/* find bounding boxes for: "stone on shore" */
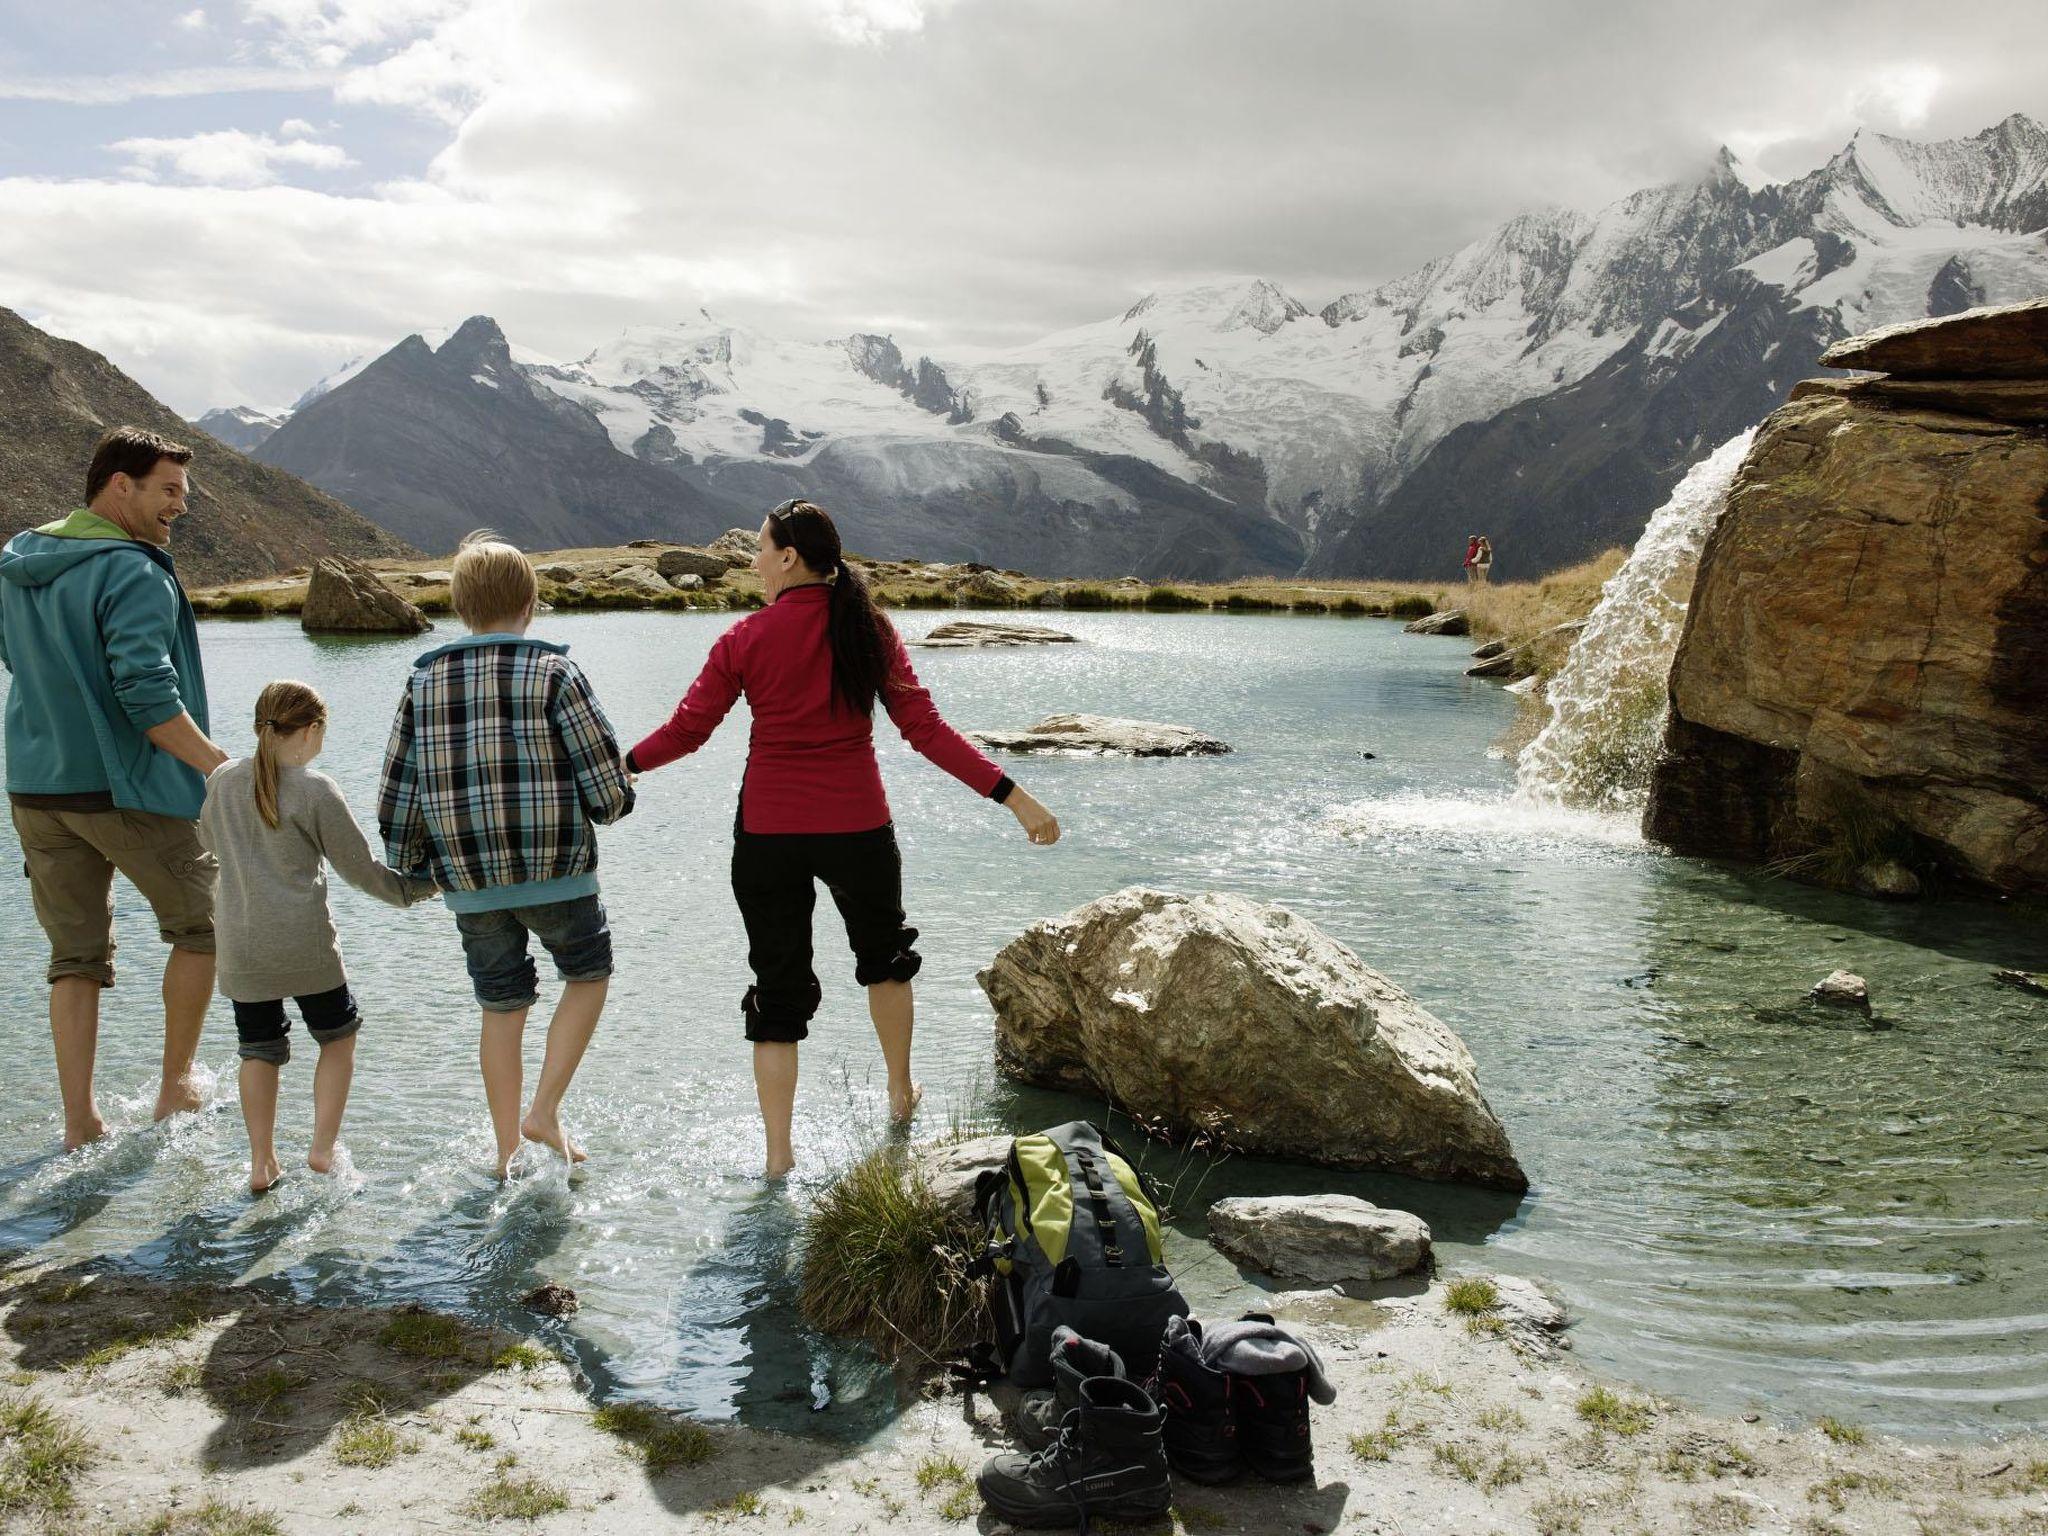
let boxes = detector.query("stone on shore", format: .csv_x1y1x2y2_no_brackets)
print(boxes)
1470,638,1508,660
913,1135,1011,1220
706,528,759,567
1404,609,1469,637
969,714,1231,757
1208,1195,1432,1285
980,887,1527,1190
605,565,674,599
1810,970,1871,1013
1465,651,1519,678
1818,295,2048,379
655,548,728,582
912,620,1078,649
300,555,432,635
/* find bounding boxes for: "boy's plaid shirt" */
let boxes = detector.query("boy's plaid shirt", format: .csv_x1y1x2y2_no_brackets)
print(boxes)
378,636,634,893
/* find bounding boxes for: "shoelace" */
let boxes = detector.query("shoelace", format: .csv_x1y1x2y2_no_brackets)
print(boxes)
1033,1408,1097,1536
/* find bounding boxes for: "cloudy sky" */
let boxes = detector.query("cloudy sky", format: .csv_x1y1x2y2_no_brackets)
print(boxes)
2,0,2044,415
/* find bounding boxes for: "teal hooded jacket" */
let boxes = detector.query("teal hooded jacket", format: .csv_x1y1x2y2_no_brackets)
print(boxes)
0,510,210,821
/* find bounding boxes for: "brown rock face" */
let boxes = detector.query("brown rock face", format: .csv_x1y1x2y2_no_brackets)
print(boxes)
979,888,1526,1191
1646,388,2048,892
300,556,432,635
1818,296,2048,379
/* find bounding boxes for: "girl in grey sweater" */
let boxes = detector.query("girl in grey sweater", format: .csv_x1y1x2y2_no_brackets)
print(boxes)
199,680,435,1193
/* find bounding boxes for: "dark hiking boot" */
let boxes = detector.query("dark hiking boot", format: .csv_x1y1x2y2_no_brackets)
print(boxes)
977,1376,1171,1530
1152,1316,1239,1484
1233,1367,1314,1483
1015,1326,1126,1451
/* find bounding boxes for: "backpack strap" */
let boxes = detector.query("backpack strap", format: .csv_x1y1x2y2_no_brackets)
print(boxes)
1071,1145,1124,1267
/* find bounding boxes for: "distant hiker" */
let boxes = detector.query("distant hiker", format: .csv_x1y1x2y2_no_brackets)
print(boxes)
0,427,226,1151
200,681,438,1194
377,532,634,1180
1474,536,1495,585
1463,534,1481,584
627,498,1060,1180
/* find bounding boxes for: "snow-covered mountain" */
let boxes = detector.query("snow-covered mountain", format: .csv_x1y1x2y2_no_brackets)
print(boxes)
191,404,288,453
256,113,2048,576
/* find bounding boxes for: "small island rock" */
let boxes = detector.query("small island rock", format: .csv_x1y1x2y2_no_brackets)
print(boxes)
912,620,1078,649
1404,609,1468,637
300,555,432,635
1208,1195,1432,1284
970,714,1230,757
1810,970,1871,1013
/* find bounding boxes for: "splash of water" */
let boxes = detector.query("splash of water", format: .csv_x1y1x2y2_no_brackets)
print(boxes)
1513,429,1756,811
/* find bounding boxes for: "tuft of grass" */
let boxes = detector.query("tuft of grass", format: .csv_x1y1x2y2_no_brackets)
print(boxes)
1807,1469,1896,1513
0,1392,94,1518
333,1412,416,1469
1432,1440,1484,1482
1474,1404,1527,1433
378,1308,469,1361
225,1366,308,1416
1575,1386,1653,1437
1816,1416,1867,1446
492,1343,550,1374
456,1426,498,1452
1387,593,1436,619
707,1490,764,1521
1484,1452,1535,1491
591,1401,717,1473
1058,585,1119,610
914,1456,968,1492
137,1499,286,1535
1444,1277,1501,1317
795,1146,985,1364
938,1484,978,1521
1767,775,1921,893
465,1472,570,1521
1143,586,1206,611
1349,1408,1421,1462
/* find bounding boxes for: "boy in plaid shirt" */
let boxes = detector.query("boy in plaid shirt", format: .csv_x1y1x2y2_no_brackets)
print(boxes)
379,533,634,1177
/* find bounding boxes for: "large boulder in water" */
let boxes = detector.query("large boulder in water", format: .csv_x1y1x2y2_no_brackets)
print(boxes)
978,888,1527,1191
300,555,431,635
1646,311,2048,895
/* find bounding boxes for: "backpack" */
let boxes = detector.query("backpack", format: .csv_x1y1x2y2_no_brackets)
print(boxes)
971,1120,1189,1387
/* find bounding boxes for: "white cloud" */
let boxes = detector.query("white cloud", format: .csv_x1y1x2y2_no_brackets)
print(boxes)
0,66,335,104
792,0,964,45
278,118,319,137
1850,64,1944,130
111,129,356,187
177,8,210,28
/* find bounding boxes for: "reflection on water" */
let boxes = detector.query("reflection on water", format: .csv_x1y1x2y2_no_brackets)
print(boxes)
1,611,2043,1439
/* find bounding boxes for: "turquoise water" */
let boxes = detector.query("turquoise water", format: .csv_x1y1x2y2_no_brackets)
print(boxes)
1,610,2043,1439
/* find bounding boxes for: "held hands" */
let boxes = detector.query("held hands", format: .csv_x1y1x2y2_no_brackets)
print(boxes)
1006,786,1061,846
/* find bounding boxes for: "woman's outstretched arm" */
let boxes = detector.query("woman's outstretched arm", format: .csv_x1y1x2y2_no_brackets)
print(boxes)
628,630,743,772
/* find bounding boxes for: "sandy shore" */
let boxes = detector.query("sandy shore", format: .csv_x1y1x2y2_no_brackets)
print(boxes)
4,1257,2042,1535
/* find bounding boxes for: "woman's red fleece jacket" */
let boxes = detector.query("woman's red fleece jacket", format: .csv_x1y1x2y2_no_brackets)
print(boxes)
627,584,1012,834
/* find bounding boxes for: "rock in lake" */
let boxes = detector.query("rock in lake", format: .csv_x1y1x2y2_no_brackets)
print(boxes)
655,548,728,582
1208,1195,1432,1284
1810,970,1871,1013
1404,609,1469,637
969,714,1230,757
912,620,1078,649
300,556,432,635
1993,968,2047,998
980,888,1526,1191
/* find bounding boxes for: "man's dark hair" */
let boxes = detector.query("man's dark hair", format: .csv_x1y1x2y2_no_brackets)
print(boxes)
85,427,192,505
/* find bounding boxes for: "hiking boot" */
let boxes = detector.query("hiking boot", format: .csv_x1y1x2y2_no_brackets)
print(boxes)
1233,1367,1314,1482
1015,1326,1126,1451
1152,1315,1239,1484
977,1376,1171,1530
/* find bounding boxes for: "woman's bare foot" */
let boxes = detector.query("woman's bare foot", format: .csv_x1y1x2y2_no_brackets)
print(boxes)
308,1145,336,1176
250,1153,283,1195
521,1110,586,1165
63,1113,109,1153
153,1072,204,1124
764,1154,796,1181
888,1081,924,1125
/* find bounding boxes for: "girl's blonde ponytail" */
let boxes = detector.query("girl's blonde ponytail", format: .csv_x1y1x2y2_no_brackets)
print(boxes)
251,680,327,830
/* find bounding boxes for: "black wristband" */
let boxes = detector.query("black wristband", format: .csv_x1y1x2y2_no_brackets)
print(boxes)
625,747,642,775
990,774,1017,805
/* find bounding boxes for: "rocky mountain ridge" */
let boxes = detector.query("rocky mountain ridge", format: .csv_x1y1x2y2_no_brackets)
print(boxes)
236,114,2048,578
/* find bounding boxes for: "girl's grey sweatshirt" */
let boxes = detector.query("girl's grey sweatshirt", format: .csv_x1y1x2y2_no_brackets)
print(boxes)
198,759,434,1003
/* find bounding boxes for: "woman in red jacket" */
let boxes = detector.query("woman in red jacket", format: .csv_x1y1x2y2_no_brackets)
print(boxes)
628,500,1060,1178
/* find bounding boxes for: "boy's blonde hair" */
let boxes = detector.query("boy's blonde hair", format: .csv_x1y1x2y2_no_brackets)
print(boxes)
451,530,537,631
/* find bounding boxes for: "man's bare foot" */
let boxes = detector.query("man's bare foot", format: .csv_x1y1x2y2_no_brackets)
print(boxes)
888,1081,924,1124
308,1146,336,1176
521,1110,587,1165
250,1154,283,1195
153,1073,204,1123
63,1114,109,1153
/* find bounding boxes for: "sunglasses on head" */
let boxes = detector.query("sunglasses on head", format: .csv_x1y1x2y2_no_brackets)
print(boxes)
769,497,814,522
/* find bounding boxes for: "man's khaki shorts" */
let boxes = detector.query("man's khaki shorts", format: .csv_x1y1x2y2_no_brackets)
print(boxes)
11,805,217,987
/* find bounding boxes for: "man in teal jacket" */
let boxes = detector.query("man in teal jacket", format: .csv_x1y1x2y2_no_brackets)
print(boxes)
1,427,228,1150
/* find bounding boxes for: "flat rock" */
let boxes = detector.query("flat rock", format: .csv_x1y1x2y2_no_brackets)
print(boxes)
605,565,674,599
1794,373,2048,425
912,1135,1011,1220
969,714,1230,757
912,620,1078,649
656,548,728,582
980,887,1526,1190
1404,609,1469,637
1819,296,2048,379
1208,1195,1432,1284
1470,639,1508,660
1465,651,1522,679
1810,970,1871,1013
300,555,432,635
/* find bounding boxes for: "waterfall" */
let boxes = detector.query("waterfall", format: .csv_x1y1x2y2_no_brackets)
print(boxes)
1512,428,1756,811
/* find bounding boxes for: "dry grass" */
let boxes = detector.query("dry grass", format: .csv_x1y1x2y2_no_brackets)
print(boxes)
1462,548,1626,676
0,1392,94,1519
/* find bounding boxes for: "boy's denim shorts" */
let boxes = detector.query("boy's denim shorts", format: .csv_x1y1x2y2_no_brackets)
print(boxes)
454,895,612,1012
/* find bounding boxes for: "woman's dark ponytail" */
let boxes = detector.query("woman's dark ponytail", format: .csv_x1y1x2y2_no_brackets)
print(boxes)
767,500,892,716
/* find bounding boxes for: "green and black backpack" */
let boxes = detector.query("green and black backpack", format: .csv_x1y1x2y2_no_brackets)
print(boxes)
971,1120,1188,1387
